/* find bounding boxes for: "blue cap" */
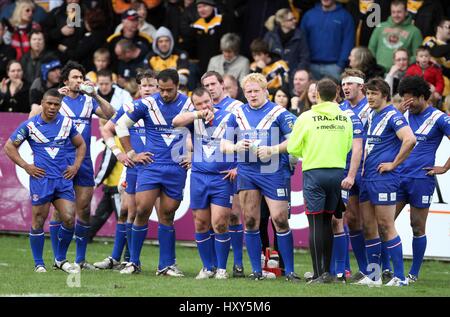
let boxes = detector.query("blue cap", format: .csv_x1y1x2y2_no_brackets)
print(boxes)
41,60,61,81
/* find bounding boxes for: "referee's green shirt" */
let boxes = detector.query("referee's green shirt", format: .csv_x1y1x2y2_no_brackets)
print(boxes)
287,101,353,172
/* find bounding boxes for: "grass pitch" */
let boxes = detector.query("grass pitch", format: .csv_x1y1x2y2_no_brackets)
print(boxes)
0,234,449,297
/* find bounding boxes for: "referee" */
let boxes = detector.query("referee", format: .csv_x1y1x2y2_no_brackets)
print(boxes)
287,78,353,283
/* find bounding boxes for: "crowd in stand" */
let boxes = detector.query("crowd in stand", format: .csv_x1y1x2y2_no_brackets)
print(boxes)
0,0,449,115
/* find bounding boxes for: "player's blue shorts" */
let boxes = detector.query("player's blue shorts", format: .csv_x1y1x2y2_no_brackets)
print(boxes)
69,157,95,187
341,172,362,204
237,171,289,201
397,177,435,208
136,164,187,201
360,178,400,205
190,172,233,209
232,178,238,195
30,177,75,206
125,172,137,195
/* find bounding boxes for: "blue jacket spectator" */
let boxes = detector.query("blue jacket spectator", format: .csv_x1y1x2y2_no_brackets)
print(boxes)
300,0,354,80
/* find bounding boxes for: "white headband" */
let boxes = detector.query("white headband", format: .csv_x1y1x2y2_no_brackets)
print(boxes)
342,76,364,85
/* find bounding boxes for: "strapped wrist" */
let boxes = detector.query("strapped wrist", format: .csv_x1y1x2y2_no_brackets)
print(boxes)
127,150,136,159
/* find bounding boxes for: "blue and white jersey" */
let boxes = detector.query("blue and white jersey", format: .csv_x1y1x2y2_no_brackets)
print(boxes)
399,107,450,178
215,96,243,114
363,104,408,180
340,97,371,134
59,94,99,158
125,92,193,165
228,100,296,174
188,108,236,174
10,113,79,178
339,104,364,174
111,102,146,154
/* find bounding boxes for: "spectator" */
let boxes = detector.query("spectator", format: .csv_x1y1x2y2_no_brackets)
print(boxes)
42,0,86,63
29,58,61,111
348,46,385,81
263,8,309,82
207,33,250,83
345,0,391,47
3,0,41,60
107,9,152,67
20,30,57,81
423,17,450,97
223,74,245,102
300,0,355,81
86,48,118,84
368,0,423,71
0,0,48,24
407,0,443,39
147,26,190,87
0,20,16,79
385,48,409,96
405,46,444,102
290,68,311,109
0,60,30,112
115,1,157,41
163,0,198,50
96,69,133,111
273,86,291,109
114,39,148,87
185,0,233,75
240,0,288,58
112,0,162,16
293,80,317,116
249,38,289,96
62,8,109,71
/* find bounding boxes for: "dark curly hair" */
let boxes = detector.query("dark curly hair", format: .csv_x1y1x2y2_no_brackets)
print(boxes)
398,75,431,100
60,60,86,83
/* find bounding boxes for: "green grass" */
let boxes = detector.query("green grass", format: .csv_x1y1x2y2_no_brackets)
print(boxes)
0,234,449,297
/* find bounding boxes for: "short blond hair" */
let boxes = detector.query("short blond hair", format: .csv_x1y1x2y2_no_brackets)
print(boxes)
241,73,267,90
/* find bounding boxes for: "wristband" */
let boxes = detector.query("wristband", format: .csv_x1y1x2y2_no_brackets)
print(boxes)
272,145,279,155
112,148,122,157
127,150,136,159
193,111,199,119
105,137,116,150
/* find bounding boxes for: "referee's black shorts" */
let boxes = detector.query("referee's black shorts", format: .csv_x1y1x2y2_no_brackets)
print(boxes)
302,168,344,217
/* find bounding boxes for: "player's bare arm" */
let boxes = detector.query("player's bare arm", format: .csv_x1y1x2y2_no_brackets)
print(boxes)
377,126,417,173
342,138,363,190
424,135,450,176
4,139,46,178
116,114,153,164
102,119,135,167
63,134,86,180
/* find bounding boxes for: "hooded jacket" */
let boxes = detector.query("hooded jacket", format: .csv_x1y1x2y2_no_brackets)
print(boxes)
368,14,423,71
147,26,189,81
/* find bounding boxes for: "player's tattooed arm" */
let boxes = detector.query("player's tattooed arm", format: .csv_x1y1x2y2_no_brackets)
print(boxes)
94,94,116,120
4,139,46,178
64,134,86,180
